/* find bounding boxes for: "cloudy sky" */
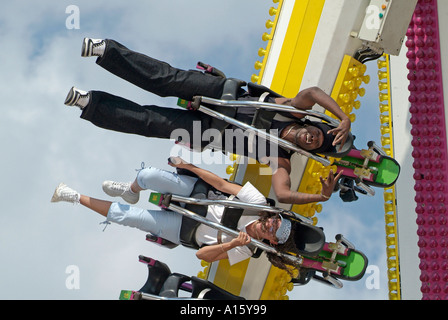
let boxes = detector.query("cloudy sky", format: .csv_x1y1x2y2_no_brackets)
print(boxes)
0,0,390,300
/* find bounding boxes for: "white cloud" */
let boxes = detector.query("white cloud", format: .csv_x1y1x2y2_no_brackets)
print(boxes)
0,0,390,301
0,0,273,300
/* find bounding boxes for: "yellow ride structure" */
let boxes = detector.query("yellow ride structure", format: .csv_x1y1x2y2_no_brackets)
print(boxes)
198,0,421,300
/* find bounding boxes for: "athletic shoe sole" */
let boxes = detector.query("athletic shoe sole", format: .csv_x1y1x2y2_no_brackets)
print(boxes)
81,38,92,57
64,86,79,106
51,183,66,202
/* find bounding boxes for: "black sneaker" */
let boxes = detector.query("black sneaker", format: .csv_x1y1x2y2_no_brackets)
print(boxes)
81,38,105,57
64,86,90,109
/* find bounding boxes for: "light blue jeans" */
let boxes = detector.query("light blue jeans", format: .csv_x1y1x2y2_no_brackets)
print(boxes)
136,166,198,195
107,167,198,244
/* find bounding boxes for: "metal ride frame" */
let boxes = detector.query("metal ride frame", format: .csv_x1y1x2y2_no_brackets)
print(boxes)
151,192,347,289
190,96,398,197
153,192,306,265
190,95,344,167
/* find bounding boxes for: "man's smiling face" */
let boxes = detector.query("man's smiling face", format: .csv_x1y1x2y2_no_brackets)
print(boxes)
294,125,324,151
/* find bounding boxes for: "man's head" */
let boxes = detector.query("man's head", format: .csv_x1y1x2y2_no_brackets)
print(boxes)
294,121,336,154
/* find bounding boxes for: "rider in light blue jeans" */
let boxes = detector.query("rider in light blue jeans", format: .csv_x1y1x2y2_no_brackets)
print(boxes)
51,157,297,269
104,165,199,245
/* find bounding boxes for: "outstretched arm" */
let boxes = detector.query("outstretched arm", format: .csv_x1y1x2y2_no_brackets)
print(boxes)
275,86,351,148
168,156,242,196
271,157,342,204
196,232,251,263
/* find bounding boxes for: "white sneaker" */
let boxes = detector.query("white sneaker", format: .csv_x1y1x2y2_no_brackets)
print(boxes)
81,38,106,57
51,183,80,204
64,86,90,109
102,181,139,204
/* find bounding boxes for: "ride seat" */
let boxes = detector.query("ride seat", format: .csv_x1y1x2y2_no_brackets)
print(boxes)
138,256,172,295
207,78,247,135
138,256,245,300
158,273,192,298
179,179,210,249
293,223,326,256
190,277,245,300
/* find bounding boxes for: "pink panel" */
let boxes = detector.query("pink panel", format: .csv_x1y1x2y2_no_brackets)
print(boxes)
406,0,448,300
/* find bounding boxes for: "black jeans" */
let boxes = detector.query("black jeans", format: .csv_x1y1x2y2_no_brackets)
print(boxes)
79,39,285,161
94,39,227,101
80,39,227,147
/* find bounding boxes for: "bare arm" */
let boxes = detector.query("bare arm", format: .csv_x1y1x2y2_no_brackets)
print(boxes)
275,86,351,148
196,232,251,263
271,157,341,204
168,156,242,196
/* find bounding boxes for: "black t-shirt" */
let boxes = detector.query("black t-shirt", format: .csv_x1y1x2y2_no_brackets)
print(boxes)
220,93,296,162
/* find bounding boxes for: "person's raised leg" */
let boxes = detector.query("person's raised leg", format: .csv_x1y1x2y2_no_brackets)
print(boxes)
102,180,140,204
102,167,198,204
79,195,111,218
51,183,112,217
51,182,182,244
81,37,226,101
135,167,198,196
64,87,209,146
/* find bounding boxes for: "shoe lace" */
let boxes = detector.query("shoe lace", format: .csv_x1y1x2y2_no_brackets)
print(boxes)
109,181,130,194
99,220,111,232
135,162,146,172
61,189,80,204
